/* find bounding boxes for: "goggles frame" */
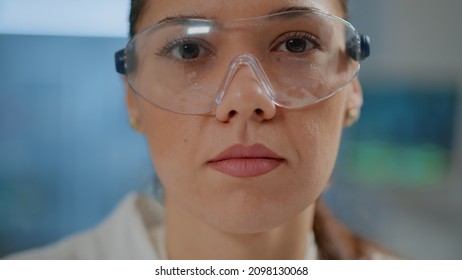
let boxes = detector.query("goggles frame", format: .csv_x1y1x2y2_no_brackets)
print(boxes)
114,10,371,114
116,10,370,74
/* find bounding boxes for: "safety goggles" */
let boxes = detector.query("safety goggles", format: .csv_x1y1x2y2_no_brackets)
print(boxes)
115,9,370,114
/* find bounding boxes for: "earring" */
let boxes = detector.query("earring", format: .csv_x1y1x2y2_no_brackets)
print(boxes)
129,117,143,132
344,108,360,127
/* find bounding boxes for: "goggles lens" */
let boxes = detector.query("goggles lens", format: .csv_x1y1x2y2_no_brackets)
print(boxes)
116,10,370,114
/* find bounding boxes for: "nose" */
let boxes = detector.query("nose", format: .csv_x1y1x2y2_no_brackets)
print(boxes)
214,56,276,122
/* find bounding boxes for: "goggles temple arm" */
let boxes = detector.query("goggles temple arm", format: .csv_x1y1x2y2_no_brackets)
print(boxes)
347,34,371,61
115,49,127,75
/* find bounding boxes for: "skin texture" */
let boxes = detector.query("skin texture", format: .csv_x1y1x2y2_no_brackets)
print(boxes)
125,0,363,259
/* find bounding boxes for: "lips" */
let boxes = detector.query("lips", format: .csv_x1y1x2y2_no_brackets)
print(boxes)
207,144,284,177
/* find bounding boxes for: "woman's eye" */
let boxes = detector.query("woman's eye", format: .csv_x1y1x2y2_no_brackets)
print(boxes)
173,43,202,59
274,33,320,54
160,39,213,61
284,38,311,53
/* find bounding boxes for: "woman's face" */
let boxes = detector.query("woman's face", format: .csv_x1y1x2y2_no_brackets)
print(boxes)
126,0,362,233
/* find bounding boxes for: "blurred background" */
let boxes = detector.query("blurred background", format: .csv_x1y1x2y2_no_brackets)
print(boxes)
0,0,461,259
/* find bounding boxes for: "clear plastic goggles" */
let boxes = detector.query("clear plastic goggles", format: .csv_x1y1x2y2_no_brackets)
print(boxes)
115,10,370,114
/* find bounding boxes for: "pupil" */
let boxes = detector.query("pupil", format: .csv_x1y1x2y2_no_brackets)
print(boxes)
286,39,306,53
180,43,200,59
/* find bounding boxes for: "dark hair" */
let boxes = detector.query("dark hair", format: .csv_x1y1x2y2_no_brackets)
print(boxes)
129,0,348,37
127,0,389,260
129,0,147,37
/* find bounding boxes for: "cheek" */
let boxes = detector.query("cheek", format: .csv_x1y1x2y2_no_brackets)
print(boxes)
141,104,197,151
139,102,203,185
285,96,346,188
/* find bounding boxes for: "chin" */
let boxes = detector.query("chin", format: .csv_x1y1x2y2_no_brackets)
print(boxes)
168,173,325,234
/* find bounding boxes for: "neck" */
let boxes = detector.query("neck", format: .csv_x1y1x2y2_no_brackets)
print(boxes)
164,199,315,260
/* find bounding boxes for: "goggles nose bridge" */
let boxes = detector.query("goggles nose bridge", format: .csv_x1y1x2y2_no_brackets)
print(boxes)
215,53,276,106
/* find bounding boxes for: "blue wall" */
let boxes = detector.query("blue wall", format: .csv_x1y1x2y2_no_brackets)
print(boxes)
0,35,154,256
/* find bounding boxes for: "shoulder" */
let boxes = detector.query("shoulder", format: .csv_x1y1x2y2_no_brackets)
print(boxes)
6,193,164,260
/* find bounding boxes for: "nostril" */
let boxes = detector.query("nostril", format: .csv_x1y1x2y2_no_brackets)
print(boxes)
255,108,263,115
228,110,237,118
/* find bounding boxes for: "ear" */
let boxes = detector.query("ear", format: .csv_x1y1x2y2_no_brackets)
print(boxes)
343,78,363,127
124,76,145,133
346,78,363,110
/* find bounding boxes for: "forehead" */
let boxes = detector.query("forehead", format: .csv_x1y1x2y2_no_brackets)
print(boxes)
138,0,342,29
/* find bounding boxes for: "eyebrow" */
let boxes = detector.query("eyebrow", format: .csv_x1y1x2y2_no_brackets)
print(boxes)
158,14,211,24
266,6,325,21
157,5,324,24
268,6,324,16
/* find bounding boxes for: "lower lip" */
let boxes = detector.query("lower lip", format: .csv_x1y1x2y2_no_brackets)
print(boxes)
208,158,283,177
